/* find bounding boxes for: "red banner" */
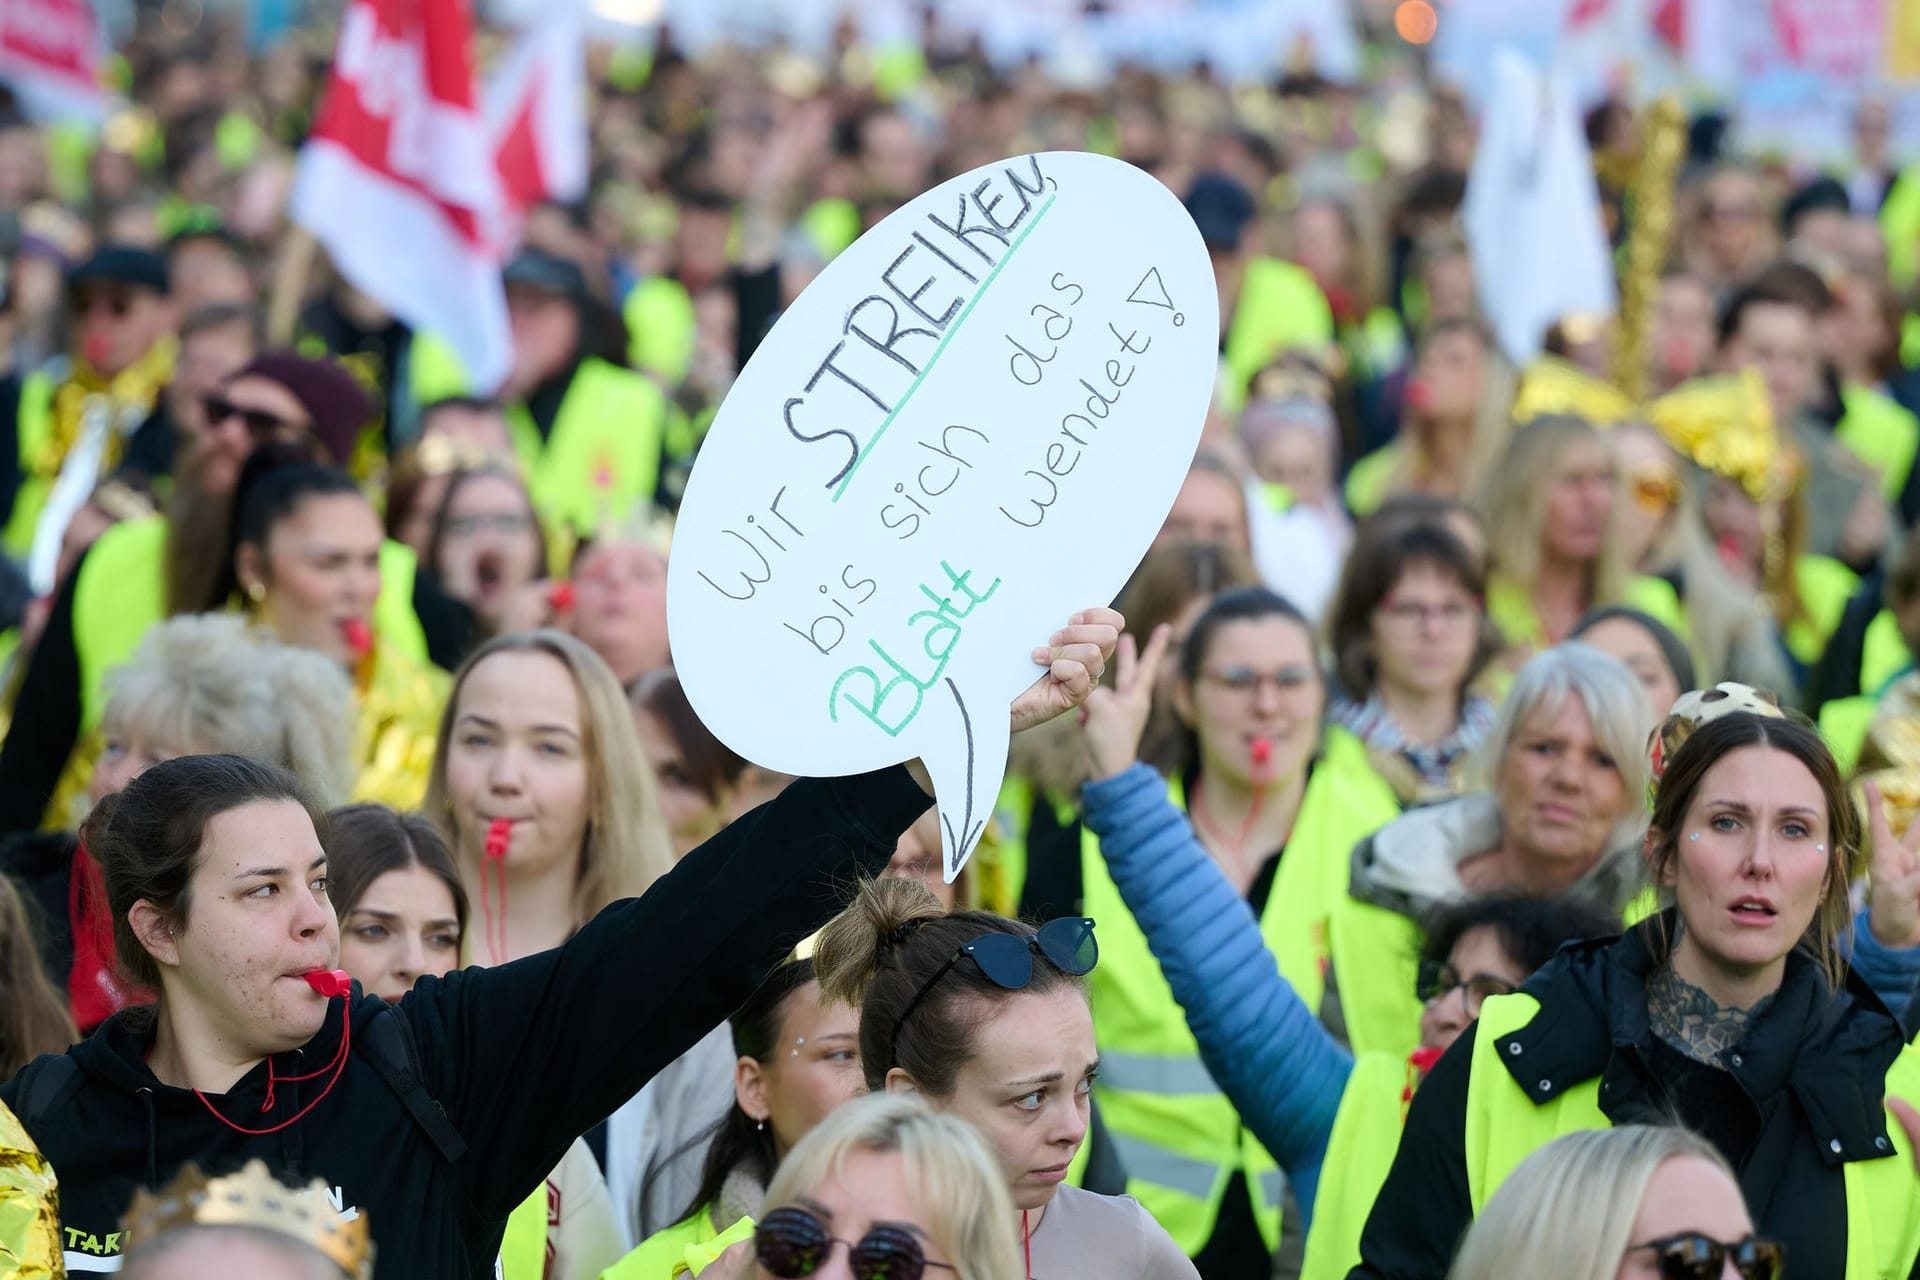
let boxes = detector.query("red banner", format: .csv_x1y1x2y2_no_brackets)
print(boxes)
0,0,101,120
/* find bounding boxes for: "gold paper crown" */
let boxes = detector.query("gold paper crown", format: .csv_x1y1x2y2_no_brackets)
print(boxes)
121,1160,373,1279
1511,355,1639,427
1645,370,1797,504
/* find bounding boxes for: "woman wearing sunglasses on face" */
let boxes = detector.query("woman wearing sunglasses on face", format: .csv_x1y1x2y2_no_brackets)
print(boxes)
808,879,1198,1280
1352,691,1920,1280
0,610,1120,1278
1448,1125,1781,1280
1077,623,1614,1279
704,1092,1021,1280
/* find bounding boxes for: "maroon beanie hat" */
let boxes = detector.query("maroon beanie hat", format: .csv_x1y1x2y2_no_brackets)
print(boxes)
232,352,376,467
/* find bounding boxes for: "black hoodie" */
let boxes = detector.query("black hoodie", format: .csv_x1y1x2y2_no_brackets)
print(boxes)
1352,919,1914,1280
3,765,929,1276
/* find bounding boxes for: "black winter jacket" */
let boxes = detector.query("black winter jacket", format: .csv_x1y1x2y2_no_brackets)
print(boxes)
1352,921,1917,1279
2,765,929,1276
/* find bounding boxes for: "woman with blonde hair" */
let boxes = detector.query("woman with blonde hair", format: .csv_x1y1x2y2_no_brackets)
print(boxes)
705,1093,1022,1280
425,628,673,964
1477,416,1684,663
0,873,74,1078
1447,1126,1777,1280
0,611,355,1032
1344,319,1517,518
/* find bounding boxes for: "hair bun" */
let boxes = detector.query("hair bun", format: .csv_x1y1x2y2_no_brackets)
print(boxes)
813,878,946,1008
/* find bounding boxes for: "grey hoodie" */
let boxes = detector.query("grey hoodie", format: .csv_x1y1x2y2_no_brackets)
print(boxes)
1347,792,1647,922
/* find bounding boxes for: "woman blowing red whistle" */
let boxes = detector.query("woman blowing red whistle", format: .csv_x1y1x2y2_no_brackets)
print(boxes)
1,609,1121,1278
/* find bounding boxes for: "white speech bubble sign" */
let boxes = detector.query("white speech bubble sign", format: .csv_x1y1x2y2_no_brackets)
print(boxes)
668,151,1217,880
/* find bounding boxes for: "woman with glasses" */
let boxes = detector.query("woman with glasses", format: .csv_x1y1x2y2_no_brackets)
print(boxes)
808,878,1197,1278
230,447,447,808
1076,586,1400,1272
1447,1126,1780,1280
1076,621,1615,1279
1324,516,1500,804
424,463,547,655
707,1092,1021,1280
1605,420,1792,694
1331,643,1652,1059
1477,416,1686,667
1353,697,1920,1280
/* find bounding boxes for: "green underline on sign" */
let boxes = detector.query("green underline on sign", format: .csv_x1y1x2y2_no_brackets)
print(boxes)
830,191,1059,503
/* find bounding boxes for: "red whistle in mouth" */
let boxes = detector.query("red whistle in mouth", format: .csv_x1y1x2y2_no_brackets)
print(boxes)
1250,738,1273,768
340,618,373,657
547,581,575,613
485,818,513,860
303,969,352,999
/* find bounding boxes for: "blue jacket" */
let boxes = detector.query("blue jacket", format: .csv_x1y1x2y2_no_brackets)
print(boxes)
1081,763,1920,1228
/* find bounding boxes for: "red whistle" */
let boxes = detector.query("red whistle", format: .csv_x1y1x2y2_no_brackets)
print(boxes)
82,330,111,370
303,969,352,999
340,618,373,657
547,581,575,613
1404,378,1431,412
1250,738,1273,768
485,818,513,860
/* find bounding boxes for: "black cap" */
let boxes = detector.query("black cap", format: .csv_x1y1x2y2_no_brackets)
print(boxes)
503,249,590,307
67,244,168,295
1184,172,1256,252
1780,176,1852,236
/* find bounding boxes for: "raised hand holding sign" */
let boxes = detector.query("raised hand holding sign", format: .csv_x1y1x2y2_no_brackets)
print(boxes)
668,151,1216,880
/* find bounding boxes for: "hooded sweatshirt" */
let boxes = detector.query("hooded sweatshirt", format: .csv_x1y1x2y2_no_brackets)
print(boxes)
1346,792,1646,922
3,766,929,1277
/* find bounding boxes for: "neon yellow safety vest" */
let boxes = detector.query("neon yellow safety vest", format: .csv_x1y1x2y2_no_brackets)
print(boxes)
1838,385,1920,504
984,773,1080,921
501,1184,547,1280
1222,257,1335,407
1466,993,1920,1280
1324,892,1426,1062
623,276,697,387
1080,729,1399,1255
1299,1051,1414,1280
1486,574,1687,658
2,371,56,560
1823,695,1879,775
1786,555,1861,667
407,337,669,540
601,1211,754,1279
1343,445,1400,518
1864,610,1911,695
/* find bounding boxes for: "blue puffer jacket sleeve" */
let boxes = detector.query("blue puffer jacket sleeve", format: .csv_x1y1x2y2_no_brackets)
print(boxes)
1081,763,1354,1224
1848,906,1920,1027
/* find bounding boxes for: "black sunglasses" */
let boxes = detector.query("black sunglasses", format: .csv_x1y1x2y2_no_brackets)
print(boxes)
1625,1232,1785,1280
204,393,301,438
1414,959,1516,1012
888,917,1097,1070
755,1206,956,1280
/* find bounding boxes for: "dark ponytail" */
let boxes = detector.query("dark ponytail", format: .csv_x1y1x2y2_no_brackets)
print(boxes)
658,957,819,1226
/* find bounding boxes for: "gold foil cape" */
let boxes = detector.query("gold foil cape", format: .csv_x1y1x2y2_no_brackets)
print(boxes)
0,1100,63,1279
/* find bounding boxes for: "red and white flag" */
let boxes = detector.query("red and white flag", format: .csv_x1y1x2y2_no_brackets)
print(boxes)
485,0,588,224
291,0,511,391
0,0,104,123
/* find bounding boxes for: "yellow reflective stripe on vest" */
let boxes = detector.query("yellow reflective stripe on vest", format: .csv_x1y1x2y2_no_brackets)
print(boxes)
500,1182,548,1280
1467,993,1920,1280
1082,739,1397,1254
1300,1052,1411,1280
4,371,56,559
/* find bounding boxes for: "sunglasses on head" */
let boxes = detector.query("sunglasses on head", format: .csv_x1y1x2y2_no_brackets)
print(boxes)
1626,1232,1784,1280
1414,959,1516,1013
204,393,300,439
888,917,1097,1070
755,1206,955,1280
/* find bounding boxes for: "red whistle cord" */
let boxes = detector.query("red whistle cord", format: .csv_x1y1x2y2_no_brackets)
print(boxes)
479,819,513,965
195,993,352,1136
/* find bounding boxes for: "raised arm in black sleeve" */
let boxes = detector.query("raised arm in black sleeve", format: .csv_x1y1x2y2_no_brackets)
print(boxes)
402,763,931,1220
0,547,84,835
1348,1020,1477,1280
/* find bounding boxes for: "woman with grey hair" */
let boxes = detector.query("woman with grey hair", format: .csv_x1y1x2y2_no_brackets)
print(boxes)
0,612,354,1031
1329,641,1655,1058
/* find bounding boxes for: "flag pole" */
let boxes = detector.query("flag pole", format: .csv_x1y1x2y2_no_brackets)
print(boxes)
266,224,320,347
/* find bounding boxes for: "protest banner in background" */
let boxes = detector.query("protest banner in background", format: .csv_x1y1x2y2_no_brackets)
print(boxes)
669,151,1216,880
0,0,103,124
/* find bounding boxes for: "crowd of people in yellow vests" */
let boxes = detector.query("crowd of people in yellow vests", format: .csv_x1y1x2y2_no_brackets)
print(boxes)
8,5,1920,1280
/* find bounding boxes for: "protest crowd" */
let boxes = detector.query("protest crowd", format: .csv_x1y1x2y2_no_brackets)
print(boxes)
9,0,1920,1277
